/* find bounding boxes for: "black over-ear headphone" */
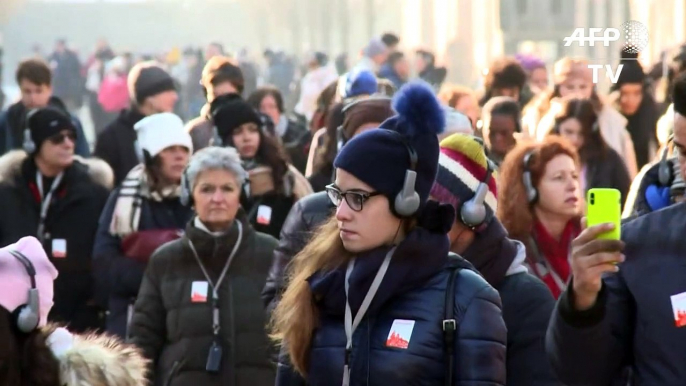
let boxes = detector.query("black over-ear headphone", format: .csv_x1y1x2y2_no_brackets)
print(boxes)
386,130,420,217
659,134,675,186
460,157,495,229
9,249,40,333
522,149,539,204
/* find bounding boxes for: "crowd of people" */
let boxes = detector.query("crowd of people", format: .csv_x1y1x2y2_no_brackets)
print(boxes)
2,30,686,385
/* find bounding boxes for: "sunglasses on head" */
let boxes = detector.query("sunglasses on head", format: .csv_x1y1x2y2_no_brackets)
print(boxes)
325,184,382,212
48,131,76,145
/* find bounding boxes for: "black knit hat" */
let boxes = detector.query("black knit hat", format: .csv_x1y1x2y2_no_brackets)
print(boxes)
26,107,77,154
334,81,446,217
210,93,262,142
127,62,176,105
612,49,646,91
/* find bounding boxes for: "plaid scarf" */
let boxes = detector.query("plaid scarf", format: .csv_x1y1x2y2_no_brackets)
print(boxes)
109,164,181,237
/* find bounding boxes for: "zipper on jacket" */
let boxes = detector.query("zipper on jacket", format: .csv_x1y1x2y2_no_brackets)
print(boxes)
165,360,183,386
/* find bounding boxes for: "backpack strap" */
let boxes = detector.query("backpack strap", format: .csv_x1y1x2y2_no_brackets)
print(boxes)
443,252,468,386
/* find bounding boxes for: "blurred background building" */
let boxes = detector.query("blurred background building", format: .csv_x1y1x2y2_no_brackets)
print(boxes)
0,0,684,90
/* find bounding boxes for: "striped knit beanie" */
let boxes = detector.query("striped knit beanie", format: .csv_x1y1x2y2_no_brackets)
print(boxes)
430,133,498,230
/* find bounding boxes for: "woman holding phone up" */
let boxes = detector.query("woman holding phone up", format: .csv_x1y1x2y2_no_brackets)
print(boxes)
497,137,583,298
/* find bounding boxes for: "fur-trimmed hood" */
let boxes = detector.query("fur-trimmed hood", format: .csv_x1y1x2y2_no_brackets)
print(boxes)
0,150,114,189
43,325,149,386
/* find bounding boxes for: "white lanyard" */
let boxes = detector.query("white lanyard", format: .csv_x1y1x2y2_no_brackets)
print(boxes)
186,221,243,336
342,246,396,386
36,171,64,242
528,236,567,292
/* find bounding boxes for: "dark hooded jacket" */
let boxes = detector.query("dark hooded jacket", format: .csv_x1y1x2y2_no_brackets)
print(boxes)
129,210,277,386
546,202,686,386
462,220,558,386
261,191,333,314
276,202,507,386
93,108,146,186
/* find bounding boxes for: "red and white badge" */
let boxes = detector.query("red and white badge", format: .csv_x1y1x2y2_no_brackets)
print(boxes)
671,292,686,327
257,205,272,225
386,319,415,349
52,239,67,259
191,281,208,303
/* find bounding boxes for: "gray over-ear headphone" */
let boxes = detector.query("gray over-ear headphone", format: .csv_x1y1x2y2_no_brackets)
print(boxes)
23,109,41,154
8,249,40,333
658,134,674,186
387,130,420,217
460,159,495,229
522,149,538,204
180,164,192,206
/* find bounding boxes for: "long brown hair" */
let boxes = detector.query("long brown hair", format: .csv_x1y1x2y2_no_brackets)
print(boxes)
270,216,352,376
496,137,579,243
549,98,609,164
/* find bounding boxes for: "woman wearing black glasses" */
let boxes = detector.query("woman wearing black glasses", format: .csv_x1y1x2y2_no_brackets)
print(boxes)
271,82,506,386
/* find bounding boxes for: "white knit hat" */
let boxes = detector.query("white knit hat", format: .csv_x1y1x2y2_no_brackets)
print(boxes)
134,113,193,158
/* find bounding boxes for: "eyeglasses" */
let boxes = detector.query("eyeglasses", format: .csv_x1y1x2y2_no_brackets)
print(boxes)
48,132,76,145
325,184,382,212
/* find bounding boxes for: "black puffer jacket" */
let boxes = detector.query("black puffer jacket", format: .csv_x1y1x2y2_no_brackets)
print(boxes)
261,191,333,314
0,151,112,331
129,210,277,386
276,213,507,386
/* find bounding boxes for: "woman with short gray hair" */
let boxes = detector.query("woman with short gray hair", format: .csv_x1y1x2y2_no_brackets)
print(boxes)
129,146,278,386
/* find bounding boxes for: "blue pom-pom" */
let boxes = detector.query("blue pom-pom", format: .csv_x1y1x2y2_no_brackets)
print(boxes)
645,184,671,211
392,81,446,137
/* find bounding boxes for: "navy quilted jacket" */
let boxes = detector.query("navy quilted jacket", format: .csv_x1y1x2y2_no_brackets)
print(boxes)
276,258,507,386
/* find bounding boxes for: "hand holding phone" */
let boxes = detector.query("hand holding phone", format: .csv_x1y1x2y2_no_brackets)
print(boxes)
586,188,621,240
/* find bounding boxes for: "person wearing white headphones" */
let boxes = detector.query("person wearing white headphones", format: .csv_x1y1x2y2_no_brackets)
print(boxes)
0,236,147,386
92,112,193,338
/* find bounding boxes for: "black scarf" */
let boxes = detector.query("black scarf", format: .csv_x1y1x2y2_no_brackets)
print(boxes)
308,201,454,318
461,220,517,288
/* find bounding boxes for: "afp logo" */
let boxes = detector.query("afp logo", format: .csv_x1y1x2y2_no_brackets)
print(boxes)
563,21,649,84
563,20,649,54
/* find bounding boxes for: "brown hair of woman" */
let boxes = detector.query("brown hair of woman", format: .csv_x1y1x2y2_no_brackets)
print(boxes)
270,215,413,376
549,97,609,163
496,137,579,242
270,216,352,376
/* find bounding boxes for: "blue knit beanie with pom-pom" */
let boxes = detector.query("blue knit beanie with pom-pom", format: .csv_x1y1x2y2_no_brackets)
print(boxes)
334,81,445,216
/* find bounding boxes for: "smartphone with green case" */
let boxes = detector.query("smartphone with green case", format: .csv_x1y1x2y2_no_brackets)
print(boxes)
586,188,621,240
